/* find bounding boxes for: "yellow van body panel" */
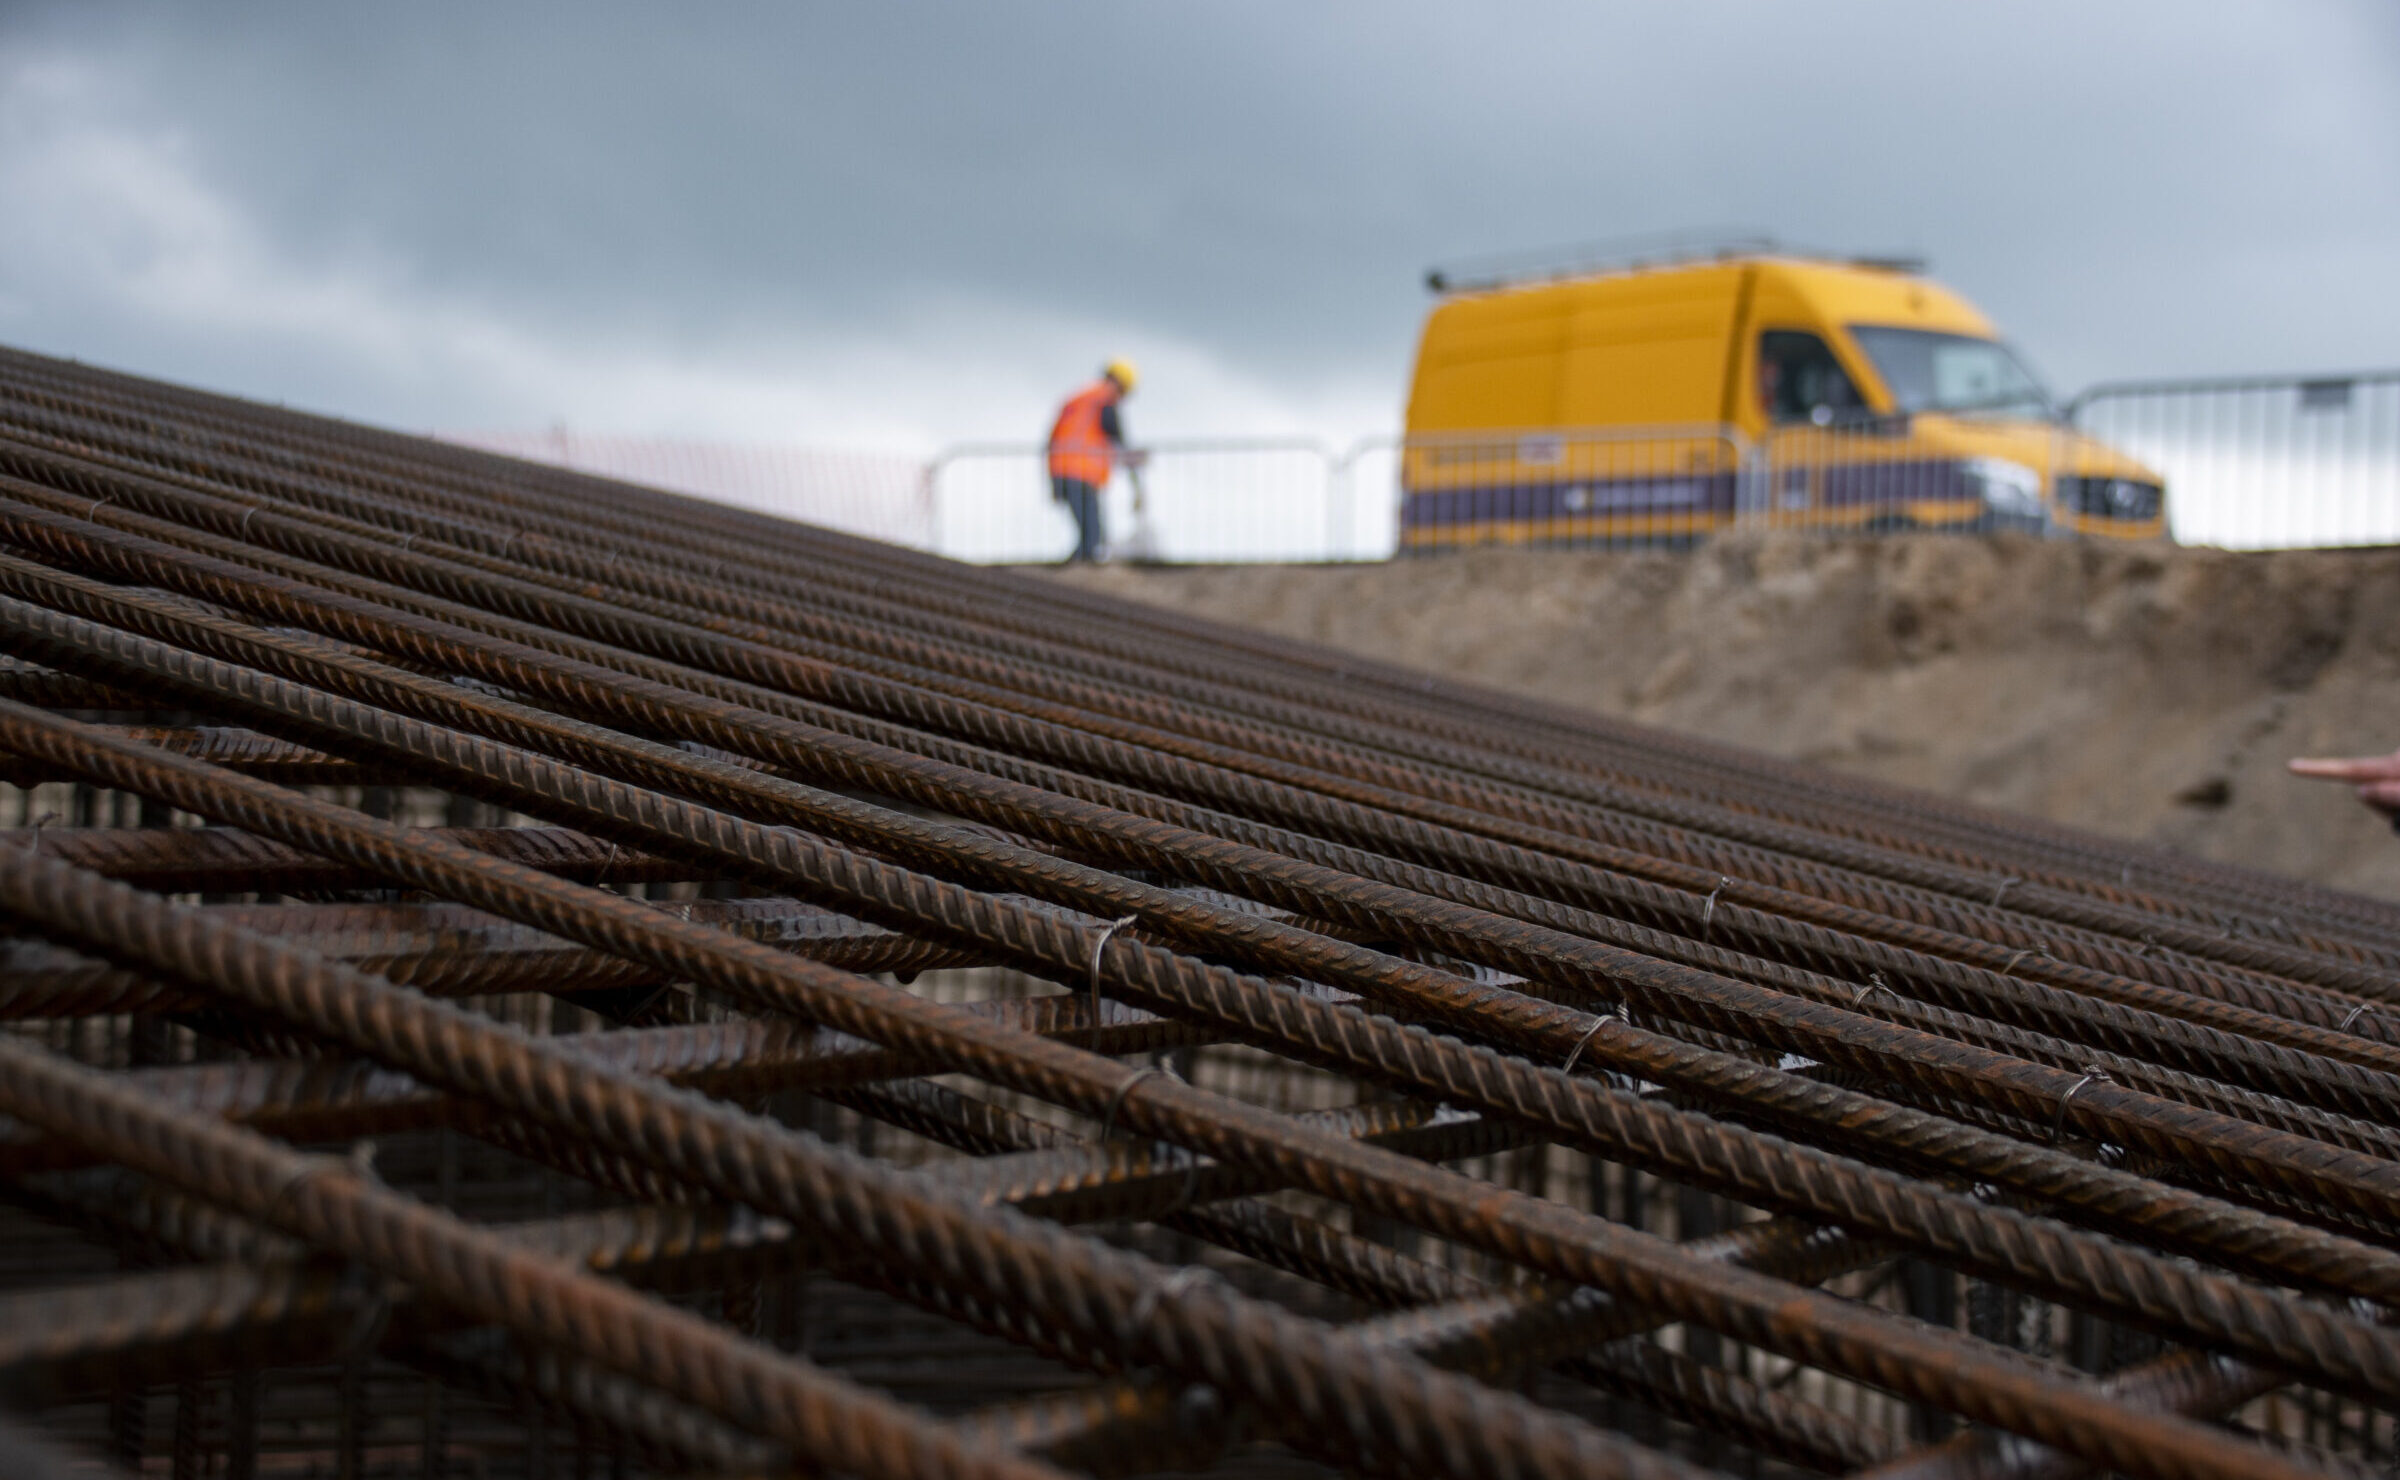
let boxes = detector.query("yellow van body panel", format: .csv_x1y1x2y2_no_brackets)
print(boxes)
1556,262,1747,428
1409,262,1745,433
1409,289,1570,427
1401,255,2166,545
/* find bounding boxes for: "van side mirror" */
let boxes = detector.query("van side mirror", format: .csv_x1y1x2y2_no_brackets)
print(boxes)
1803,404,1911,435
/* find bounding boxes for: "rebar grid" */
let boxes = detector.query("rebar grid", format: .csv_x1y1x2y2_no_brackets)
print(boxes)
0,343,2389,1480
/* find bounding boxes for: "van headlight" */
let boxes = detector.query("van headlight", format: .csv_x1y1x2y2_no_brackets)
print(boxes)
1961,457,2045,520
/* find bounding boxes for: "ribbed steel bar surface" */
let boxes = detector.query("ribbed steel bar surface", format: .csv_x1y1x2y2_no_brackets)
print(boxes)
0,342,2389,1480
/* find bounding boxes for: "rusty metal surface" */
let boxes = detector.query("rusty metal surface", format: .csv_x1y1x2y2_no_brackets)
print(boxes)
0,342,2389,1478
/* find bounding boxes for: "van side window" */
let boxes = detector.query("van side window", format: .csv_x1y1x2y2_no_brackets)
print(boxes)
1758,331,1865,424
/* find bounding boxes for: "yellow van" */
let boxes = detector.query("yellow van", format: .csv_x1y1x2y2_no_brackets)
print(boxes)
1399,253,2166,549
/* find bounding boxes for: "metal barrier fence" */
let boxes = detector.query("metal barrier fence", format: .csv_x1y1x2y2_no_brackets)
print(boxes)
448,366,2400,564
2065,370,2400,550
1742,411,2169,542
925,437,1369,564
922,417,2164,563
443,428,936,548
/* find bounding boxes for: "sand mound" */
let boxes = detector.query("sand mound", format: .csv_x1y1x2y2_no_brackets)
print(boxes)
1051,533,2400,899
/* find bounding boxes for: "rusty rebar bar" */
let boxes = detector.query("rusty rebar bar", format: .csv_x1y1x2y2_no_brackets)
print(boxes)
0,345,2391,1479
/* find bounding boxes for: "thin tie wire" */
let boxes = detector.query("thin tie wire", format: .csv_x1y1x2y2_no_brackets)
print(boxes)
1999,945,2050,978
2051,1065,2115,1145
1560,1007,1623,1076
1697,877,1730,940
261,1151,360,1228
1122,1264,1216,1351
1086,914,1141,1041
1100,1065,1163,1141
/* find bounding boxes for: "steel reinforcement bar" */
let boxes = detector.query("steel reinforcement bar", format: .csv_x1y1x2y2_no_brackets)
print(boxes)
0,344,2389,1479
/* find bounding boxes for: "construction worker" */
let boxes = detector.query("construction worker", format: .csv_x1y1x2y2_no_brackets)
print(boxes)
1047,359,1142,562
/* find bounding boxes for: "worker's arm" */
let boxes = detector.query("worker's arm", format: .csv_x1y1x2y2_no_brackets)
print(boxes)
2289,749,2400,823
1100,402,1149,469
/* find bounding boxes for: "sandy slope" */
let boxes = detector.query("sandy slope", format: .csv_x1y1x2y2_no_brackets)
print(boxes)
1050,533,2400,899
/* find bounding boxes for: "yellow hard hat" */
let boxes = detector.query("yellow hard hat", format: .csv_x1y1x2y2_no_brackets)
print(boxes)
1103,358,1139,393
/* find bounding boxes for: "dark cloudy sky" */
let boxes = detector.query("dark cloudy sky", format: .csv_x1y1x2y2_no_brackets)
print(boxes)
3,3,2395,449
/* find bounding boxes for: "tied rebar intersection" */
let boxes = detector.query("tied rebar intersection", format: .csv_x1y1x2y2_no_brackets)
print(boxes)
0,342,2389,1478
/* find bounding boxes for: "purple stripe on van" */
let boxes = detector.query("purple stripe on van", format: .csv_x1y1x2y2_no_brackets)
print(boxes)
1400,473,1740,530
1400,459,2013,535
1813,459,1979,509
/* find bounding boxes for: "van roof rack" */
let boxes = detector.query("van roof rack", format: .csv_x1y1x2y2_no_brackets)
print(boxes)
1848,254,1930,275
1423,230,1928,294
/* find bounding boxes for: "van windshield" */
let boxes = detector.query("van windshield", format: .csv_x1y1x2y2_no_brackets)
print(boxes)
1847,326,2054,420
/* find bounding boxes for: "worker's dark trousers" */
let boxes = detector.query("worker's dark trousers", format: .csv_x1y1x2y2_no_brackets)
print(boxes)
1052,476,1103,562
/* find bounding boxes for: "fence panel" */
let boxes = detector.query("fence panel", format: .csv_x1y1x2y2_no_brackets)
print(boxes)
442,429,936,549
1332,438,1407,562
927,439,1343,565
2067,371,2400,549
1736,415,2102,539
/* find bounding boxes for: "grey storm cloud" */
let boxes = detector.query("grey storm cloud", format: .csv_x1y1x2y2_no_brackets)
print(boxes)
2,1,2396,445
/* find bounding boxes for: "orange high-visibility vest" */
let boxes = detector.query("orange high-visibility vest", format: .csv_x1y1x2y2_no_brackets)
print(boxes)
1047,380,1119,485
